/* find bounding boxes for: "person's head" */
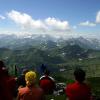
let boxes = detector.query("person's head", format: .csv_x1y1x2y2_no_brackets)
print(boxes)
2,67,9,76
22,69,29,75
74,68,86,83
0,60,5,69
25,71,36,87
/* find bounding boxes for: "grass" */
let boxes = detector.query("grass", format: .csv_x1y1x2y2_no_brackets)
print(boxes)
87,77,100,98
45,94,66,100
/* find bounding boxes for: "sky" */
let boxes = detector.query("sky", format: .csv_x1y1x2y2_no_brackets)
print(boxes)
0,0,100,38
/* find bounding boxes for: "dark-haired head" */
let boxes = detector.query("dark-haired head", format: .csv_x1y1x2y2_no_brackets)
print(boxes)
0,60,5,69
2,67,9,76
22,69,29,75
74,68,86,83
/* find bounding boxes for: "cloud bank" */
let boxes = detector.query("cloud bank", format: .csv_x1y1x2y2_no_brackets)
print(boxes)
45,17,70,30
79,21,96,27
5,10,100,37
7,10,46,30
7,10,70,36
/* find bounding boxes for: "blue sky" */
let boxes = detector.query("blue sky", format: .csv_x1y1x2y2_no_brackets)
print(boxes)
0,0,100,38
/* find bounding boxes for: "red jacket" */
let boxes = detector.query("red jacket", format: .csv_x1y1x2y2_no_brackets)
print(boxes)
65,81,92,100
0,69,15,100
39,75,55,94
17,86,45,100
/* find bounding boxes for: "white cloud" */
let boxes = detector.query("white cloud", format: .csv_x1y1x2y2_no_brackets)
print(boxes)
45,17,70,30
7,10,70,36
0,15,5,20
79,21,96,27
7,10,46,30
96,11,100,23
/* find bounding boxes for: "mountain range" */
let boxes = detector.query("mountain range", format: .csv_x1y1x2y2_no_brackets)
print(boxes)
0,34,100,50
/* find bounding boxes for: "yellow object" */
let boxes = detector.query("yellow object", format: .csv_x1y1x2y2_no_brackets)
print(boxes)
25,71,36,86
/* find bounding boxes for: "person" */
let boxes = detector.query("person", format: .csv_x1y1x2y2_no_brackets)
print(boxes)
16,69,29,97
0,60,8,100
0,60,16,100
17,69,29,87
17,71,45,100
65,68,92,100
39,70,56,95
4,67,17,98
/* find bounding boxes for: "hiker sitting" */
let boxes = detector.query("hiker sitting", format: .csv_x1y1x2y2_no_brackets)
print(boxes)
17,71,45,100
65,68,92,100
39,70,56,95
